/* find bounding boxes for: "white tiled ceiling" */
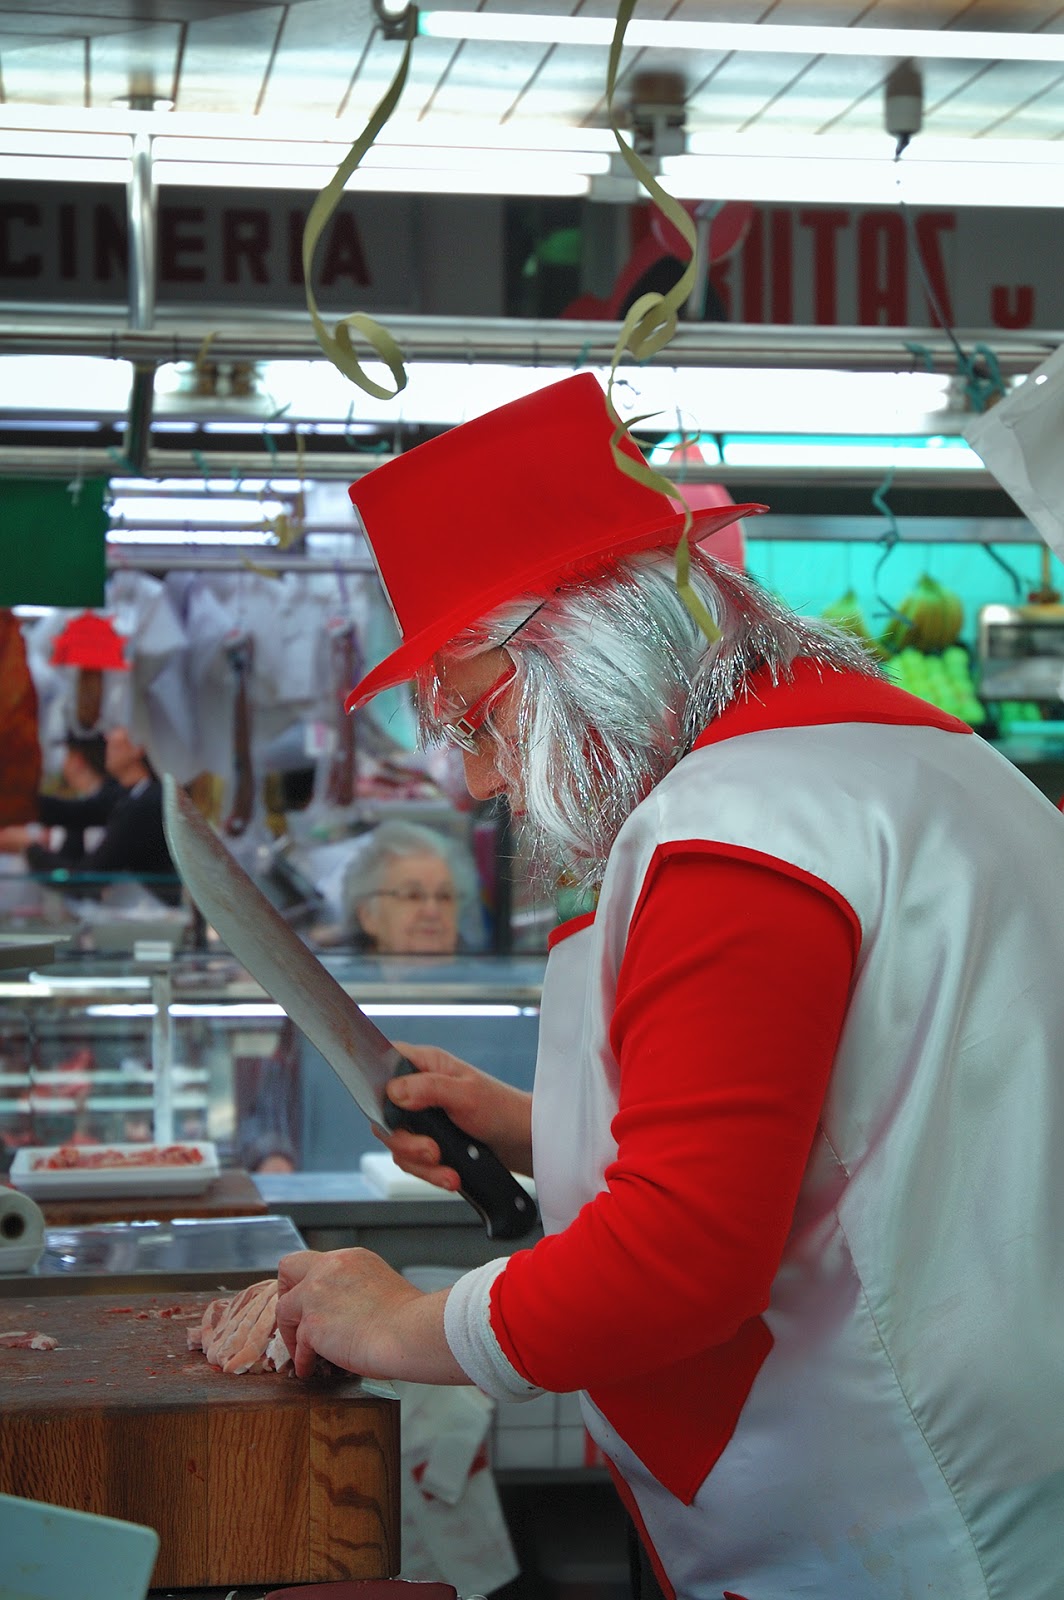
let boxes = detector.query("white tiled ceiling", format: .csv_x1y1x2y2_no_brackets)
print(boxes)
0,0,1062,142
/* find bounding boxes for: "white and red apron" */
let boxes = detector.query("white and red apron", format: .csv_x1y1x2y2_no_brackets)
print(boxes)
444,665,1064,1599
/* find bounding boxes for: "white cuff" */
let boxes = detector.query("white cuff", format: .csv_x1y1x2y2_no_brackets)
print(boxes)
443,1257,545,1404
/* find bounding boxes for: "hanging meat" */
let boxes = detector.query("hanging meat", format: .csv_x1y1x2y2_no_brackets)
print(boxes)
224,636,255,837
0,609,42,826
325,621,362,807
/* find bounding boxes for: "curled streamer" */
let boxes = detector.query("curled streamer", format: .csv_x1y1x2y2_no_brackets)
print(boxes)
603,0,719,642
302,7,416,400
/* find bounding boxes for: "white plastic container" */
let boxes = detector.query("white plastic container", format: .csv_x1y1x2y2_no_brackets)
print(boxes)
9,1142,219,1201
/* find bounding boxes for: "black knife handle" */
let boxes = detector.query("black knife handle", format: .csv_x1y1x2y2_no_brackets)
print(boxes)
381,1060,539,1241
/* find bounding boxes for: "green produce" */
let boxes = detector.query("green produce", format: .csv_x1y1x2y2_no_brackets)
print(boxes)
885,644,986,725
994,700,1043,727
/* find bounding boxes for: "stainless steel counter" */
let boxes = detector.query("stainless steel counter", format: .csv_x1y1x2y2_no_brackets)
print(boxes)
252,1171,541,1269
0,1213,307,1297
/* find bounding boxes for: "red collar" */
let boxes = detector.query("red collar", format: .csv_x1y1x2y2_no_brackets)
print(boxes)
693,659,971,750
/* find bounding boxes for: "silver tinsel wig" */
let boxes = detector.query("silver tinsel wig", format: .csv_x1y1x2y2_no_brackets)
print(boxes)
416,544,878,891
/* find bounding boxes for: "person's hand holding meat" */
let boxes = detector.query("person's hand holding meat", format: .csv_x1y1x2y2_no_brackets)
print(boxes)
378,1041,533,1189
275,1247,466,1382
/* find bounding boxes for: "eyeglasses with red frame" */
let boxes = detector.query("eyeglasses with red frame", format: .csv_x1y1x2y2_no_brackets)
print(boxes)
435,603,544,754
439,662,517,754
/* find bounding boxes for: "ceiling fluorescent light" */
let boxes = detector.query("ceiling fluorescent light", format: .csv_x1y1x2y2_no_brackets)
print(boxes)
0,155,128,184
419,11,1064,63
660,147,1064,209
110,476,305,495
107,525,281,546
718,436,984,472
109,493,289,525
0,356,132,414
153,136,607,175
255,360,963,438
0,102,616,152
0,129,131,159
152,160,589,196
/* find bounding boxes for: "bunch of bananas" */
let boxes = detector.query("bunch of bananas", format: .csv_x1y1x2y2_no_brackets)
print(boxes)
879,574,965,656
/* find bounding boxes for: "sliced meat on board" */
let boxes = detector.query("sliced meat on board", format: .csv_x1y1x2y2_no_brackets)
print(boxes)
188,1279,291,1375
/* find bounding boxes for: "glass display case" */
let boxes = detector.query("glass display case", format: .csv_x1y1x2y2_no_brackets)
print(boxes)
0,948,545,1177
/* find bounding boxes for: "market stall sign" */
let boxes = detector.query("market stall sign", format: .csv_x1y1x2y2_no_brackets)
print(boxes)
0,184,1062,330
0,183,420,312
0,478,108,607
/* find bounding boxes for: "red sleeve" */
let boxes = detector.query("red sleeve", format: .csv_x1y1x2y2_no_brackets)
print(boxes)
491,847,858,1392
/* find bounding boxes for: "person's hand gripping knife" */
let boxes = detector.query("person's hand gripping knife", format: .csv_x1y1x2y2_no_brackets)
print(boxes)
276,1043,533,1382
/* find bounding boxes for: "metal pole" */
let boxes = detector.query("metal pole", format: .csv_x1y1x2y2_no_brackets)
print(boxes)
1,315,1059,376
151,968,174,1145
125,128,157,472
127,131,156,334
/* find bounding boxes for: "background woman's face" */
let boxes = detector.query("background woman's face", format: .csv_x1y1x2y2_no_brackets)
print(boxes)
357,850,461,955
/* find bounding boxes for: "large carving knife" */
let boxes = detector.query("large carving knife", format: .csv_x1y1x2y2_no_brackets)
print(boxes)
162,775,538,1241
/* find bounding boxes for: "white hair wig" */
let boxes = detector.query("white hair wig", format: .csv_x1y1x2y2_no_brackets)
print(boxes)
416,544,879,890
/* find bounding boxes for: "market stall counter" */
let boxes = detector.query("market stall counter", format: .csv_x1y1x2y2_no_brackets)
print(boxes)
0,1289,399,1589
0,1215,400,1590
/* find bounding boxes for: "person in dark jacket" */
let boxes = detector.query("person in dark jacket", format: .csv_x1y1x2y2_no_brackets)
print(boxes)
34,733,125,862
0,726,181,906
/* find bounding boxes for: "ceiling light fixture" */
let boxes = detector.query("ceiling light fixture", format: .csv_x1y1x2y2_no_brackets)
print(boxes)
151,135,606,173
4,119,1063,207
151,161,591,195
0,150,591,196
418,11,1064,63
252,359,974,448
150,134,605,194
659,138,1064,209
0,155,129,184
715,435,985,473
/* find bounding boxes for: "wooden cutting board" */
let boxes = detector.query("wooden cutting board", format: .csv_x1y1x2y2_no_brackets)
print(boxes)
37,1168,268,1227
0,1289,400,1590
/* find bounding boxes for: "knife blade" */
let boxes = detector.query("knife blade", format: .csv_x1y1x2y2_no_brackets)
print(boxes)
162,775,538,1241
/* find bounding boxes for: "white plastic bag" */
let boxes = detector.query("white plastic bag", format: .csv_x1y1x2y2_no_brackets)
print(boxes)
965,343,1064,560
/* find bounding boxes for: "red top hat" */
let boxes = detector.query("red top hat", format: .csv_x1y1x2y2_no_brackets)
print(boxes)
345,373,767,709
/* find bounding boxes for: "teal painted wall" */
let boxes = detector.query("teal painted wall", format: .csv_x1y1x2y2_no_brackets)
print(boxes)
745,538,1064,650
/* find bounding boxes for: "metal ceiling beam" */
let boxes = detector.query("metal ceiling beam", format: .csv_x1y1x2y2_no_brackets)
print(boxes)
0,442,1004,490
104,546,378,573
101,516,1040,574
1,315,1061,376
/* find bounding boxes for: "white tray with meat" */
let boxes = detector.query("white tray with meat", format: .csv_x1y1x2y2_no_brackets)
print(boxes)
9,1141,220,1199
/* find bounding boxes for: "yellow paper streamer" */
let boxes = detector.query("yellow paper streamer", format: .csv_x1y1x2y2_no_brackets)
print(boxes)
302,7,416,400
194,331,217,375
602,0,719,644
675,528,721,645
